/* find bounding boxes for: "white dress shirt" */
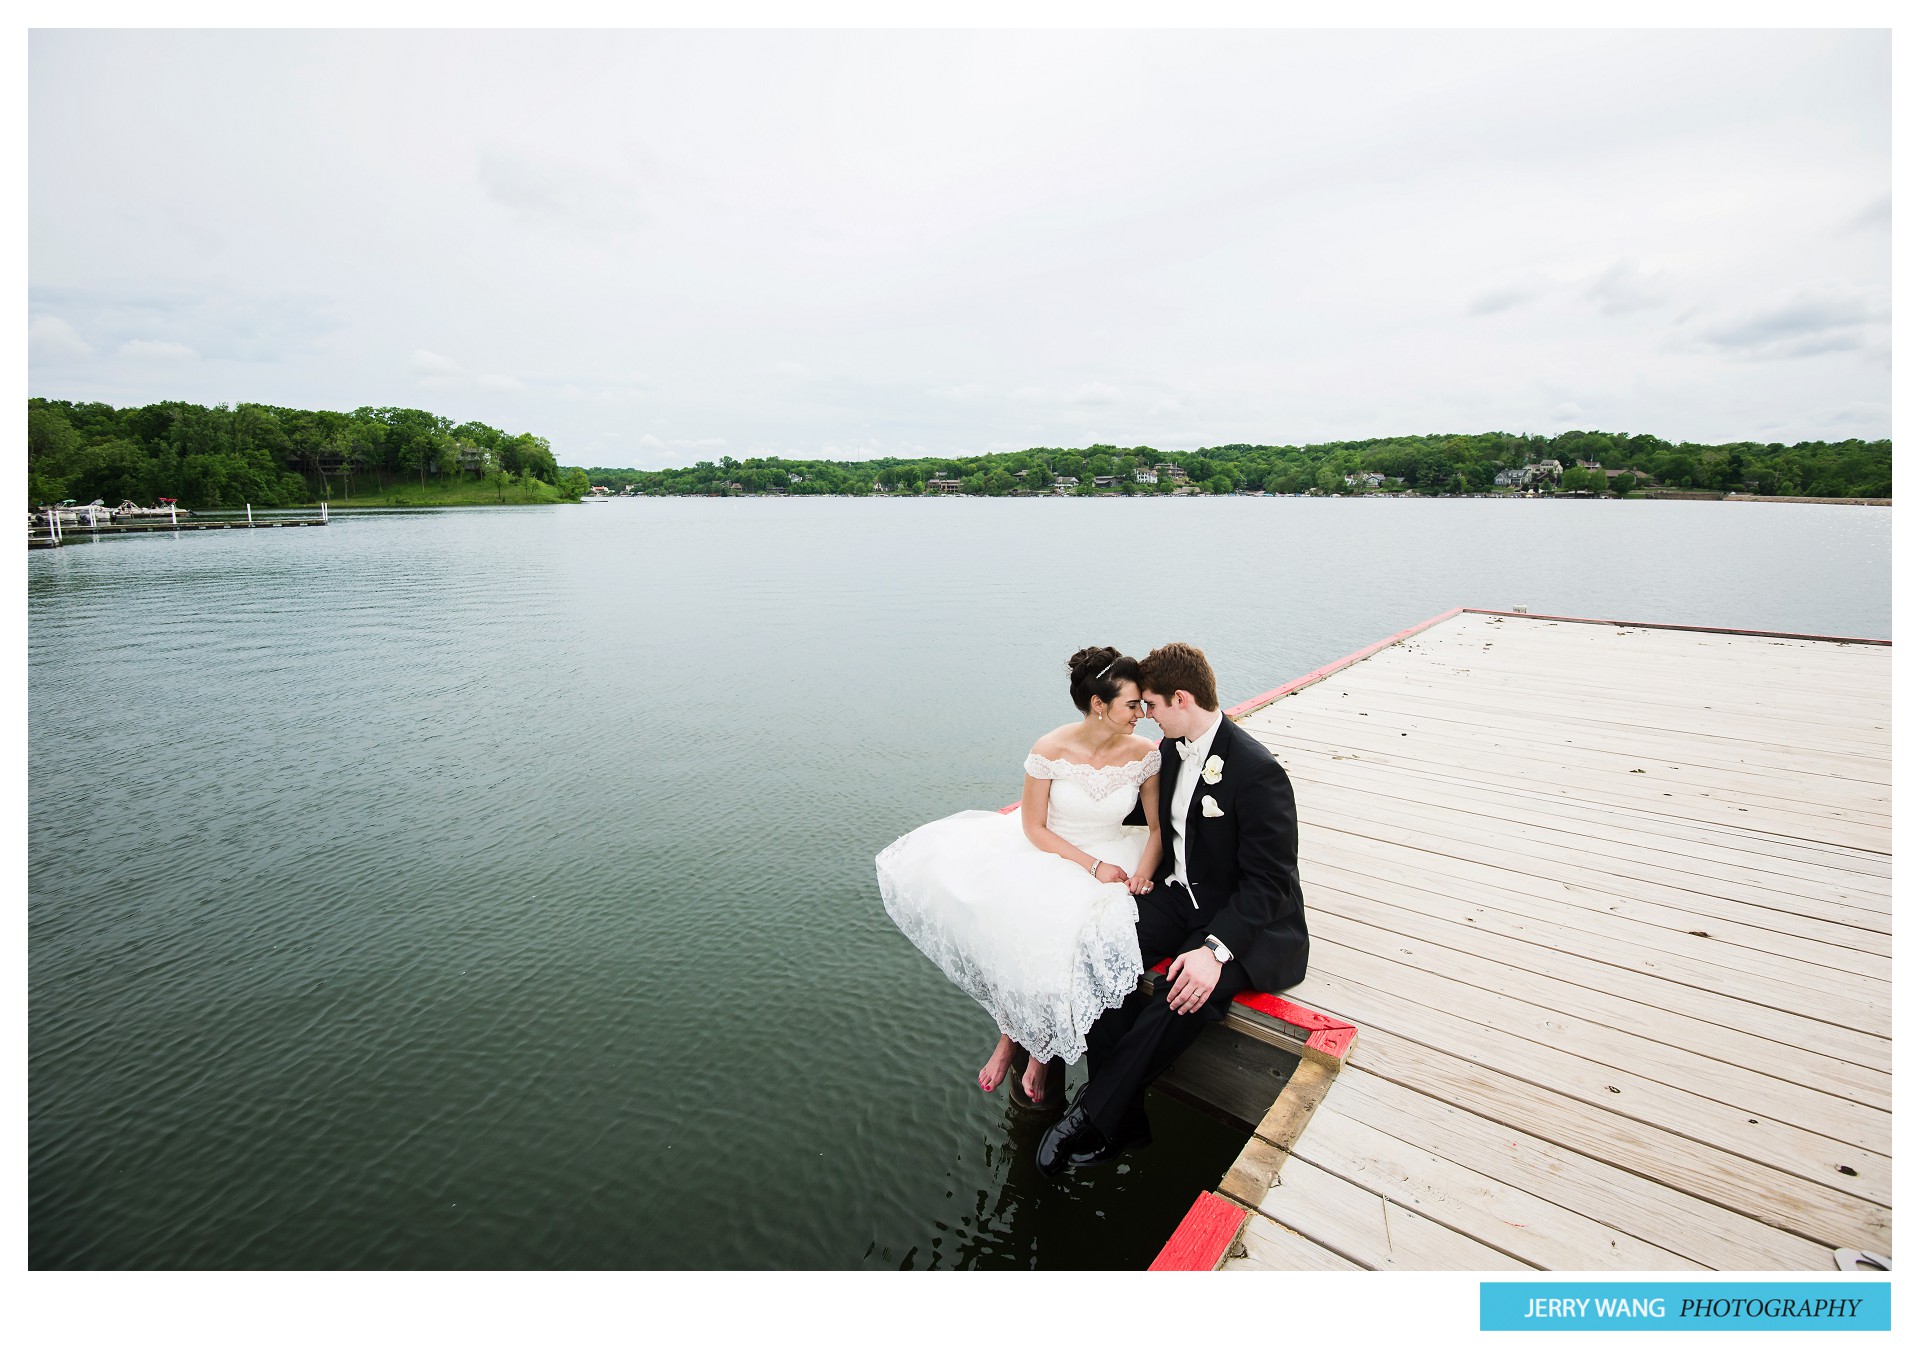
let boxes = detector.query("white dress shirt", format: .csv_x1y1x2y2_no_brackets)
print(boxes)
1169,709,1223,893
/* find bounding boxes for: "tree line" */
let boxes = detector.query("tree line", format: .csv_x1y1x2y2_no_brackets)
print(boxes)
27,398,591,510
585,430,1891,500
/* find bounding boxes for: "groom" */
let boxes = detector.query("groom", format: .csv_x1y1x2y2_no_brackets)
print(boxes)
1037,641,1309,1175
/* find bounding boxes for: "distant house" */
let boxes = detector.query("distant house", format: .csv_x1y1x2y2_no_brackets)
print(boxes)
927,477,966,495
1154,463,1189,484
1133,468,1159,484
1053,475,1079,490
1494,468,1525,487
1091,476,1120,488
589,485,612,496
1344,472,1387,489
1576,459,1603,471
788,472,805,484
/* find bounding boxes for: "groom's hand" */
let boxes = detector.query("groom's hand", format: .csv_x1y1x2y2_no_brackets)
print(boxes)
1166,947,1222,1015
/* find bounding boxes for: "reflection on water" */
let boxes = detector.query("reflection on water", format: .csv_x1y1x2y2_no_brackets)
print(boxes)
28,499,1889,1267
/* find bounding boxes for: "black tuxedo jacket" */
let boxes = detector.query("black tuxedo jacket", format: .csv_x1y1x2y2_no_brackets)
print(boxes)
1156,715,1309,993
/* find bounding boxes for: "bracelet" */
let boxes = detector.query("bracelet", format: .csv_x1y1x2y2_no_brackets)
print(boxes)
1087,858,1101,878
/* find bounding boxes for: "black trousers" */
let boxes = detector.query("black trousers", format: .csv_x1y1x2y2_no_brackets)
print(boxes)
1079,880,1252,1141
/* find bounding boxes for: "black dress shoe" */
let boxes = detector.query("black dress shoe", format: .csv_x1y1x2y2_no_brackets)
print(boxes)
1066,1122,1151,1169
1035,1098,1098,1177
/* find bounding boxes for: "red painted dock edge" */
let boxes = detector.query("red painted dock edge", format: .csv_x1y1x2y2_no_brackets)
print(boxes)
1221,606,1466,720
1147,959,1357,1062
1149,1191,1249,1271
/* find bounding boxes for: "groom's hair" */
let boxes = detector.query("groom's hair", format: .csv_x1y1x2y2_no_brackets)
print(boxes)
1138,642,1219,711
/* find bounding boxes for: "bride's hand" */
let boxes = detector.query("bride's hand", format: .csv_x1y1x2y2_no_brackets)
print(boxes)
1125,871,1152,895
1094,862,1128,885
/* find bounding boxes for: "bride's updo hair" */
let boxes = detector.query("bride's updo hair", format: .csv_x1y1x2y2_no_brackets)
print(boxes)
1067,645,1141,713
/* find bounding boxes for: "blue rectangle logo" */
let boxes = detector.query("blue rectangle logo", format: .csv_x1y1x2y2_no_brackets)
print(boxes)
1481,1282,1890,1331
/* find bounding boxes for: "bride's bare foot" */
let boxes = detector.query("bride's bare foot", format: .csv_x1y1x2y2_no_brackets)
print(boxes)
979,1035,1016,1092
1020,1055,1052,1105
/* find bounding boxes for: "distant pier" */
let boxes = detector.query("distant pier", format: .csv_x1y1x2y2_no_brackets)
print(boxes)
28,505,330,548
1147,607,1890,1272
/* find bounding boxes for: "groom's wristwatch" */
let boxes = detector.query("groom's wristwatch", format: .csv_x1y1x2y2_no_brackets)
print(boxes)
1203,935,1234,964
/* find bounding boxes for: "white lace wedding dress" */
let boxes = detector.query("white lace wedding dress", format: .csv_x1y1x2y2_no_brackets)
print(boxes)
876,749,1160,1063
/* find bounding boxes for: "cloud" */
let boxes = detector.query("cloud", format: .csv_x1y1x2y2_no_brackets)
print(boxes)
476,143,649,234
407,349,525,391
407,349,464,377
1846,194,1891,231
118,338,198,360
29,286,339,363
30,315,93,359
1066,382,1126,407
1587,260,1665,316
1696,290,1884,360
634,434,729,450
1468,280,1546,316
928,383,989,402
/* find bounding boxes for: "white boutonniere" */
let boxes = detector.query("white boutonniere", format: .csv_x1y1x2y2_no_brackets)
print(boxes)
1201,794,1224,818
1201,755,1224,785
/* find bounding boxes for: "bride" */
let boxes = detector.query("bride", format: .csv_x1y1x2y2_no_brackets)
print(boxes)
876,646,1163,1108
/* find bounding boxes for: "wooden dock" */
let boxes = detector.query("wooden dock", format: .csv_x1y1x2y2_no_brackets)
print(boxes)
27,515,329,547
1149,607,1891,1272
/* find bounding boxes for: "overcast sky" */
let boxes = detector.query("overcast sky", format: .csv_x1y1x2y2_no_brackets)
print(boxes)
28,28,1890,469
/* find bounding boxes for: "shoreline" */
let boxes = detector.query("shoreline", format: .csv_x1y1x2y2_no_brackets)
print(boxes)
591,492,1893,506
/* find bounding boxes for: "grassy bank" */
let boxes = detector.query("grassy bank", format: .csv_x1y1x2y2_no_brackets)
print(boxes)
310,477,579,508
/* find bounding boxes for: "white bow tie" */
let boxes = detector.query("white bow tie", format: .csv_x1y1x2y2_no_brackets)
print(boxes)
1174,738,1200,763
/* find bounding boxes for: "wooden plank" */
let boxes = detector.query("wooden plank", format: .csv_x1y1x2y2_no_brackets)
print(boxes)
1313,662,1892,744
1292,1105,1706,1269
1302,925,1889,1154
1263,676,1893,769
1324,649,1892,714
1327,1070,1840,1270
1266,699,1894,805
1220,1134,1292,1212
1217,1056,1340,1208
1289,750,1894,896
1291,964,1891,1206
1225,1212,1366,1272
1390,616,1891,678
1252,1152,1532,1270
1295,786,1894,936
1266,728,1893,858
1308,831,1891,976
1254,688,1891,785
1305,826,1892,968
1345,1025,1892,1252
1299,868,1891,1110
1280,726,1892,849
1429,617,1891,670
1149,1192,1248,1271
1306,858,1893,1026
1156,1022,1300,1130
1252,1056,1338,1151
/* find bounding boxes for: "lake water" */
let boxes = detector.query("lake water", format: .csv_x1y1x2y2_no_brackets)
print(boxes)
27,497,1891,1268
